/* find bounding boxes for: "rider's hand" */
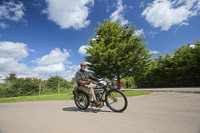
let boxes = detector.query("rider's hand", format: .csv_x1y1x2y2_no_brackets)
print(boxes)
86,81,90,85
81,81,89,85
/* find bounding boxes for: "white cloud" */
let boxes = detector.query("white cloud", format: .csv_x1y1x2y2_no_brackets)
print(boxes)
175,22,189,32
142,0,200,31
0,42,29,75
147,31,157,38
32,48,70,66
0,74,6,83
190,44,195,48
30,62,78,81
61,70,75,81
62,65,80,81
44,0,94,30
149,50,160,54
32,48,71,75
69,65,80,71
129,6,133,9
139,1,145,8
31,2,42,7
0,57,28,74
197,0,200,10
179,22,189,27
30,48,77,81
106,0,110,12
0,41,28,59
0,1,25,22
29,49,36,53
0,42,76,81
79,45,90,56
110,0,128,26
177,0,198,10
32,63,66,75
134,29,144,36
0,22,9,29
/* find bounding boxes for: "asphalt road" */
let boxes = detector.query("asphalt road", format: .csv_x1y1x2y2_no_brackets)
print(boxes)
0,92,200,133
130,87,200,94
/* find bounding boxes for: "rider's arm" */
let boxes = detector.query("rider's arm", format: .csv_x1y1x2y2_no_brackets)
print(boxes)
89,73,99,81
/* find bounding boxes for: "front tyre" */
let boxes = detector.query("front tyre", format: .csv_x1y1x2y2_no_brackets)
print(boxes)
74,91,89,110
105,89,128,112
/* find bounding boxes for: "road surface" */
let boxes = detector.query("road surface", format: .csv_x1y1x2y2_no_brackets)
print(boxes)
0,91,200,133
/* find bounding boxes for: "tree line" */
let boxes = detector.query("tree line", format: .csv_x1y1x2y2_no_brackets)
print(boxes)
136,40,200,88
0,74,73,98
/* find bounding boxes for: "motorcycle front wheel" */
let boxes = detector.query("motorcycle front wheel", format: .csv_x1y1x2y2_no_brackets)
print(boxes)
105,89,128,112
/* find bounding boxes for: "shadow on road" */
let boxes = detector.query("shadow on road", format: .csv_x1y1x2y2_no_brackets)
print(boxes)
62,107,112,113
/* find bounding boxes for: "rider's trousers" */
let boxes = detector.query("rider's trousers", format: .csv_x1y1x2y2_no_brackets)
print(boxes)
79,83,97,101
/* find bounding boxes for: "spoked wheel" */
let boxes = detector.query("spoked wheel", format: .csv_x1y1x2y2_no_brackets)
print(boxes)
105,89,128,112
74,91,89,110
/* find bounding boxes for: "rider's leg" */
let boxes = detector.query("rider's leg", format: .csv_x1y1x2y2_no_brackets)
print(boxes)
89,87,96,101
88,83,97,101
79,85,96,101
79,84,100,106
88,83,105,102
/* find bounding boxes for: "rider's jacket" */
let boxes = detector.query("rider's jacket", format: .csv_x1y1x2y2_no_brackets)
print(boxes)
75,69,95,87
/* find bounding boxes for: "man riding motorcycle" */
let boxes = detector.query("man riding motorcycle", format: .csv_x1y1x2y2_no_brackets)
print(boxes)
75,62,101,106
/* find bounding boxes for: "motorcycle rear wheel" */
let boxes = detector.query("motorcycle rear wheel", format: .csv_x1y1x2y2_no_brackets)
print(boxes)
74,91,89,110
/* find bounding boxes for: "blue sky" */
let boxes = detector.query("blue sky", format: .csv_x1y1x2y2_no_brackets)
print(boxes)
0,0,200,81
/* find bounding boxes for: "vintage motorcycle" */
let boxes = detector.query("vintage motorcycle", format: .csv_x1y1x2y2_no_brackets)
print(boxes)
73,79,128,112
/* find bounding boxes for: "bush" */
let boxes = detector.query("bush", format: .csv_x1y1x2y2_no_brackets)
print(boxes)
0,83,14,98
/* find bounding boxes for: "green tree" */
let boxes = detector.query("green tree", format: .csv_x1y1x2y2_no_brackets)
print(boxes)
173,40,200,86
70,77,76,87
85,19,151,88
5,73,17,82
46,76,70,90
139,39,200,88
12,78,42,96
0,82,14,98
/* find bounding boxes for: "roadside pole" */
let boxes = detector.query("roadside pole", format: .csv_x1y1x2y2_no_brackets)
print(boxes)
39,83,41,95
58,82,60,94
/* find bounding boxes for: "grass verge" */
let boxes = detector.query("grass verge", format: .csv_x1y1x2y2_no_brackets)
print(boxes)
0,90,150,103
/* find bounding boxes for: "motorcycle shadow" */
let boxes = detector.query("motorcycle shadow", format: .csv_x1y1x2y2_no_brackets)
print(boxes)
62,107,112,113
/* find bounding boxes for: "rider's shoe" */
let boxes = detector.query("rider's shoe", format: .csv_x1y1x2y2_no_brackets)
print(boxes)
94,100,101,106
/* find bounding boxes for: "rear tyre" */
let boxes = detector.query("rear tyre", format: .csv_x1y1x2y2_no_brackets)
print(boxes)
105,89,128,112
74,91,89,110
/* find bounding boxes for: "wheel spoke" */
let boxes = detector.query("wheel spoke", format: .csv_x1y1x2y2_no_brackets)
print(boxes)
74,92,89,110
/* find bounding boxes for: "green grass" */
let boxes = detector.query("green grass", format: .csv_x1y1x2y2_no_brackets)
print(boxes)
0,93,73,103
0,90,150,103
122,90,150,97
108,90,150,98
